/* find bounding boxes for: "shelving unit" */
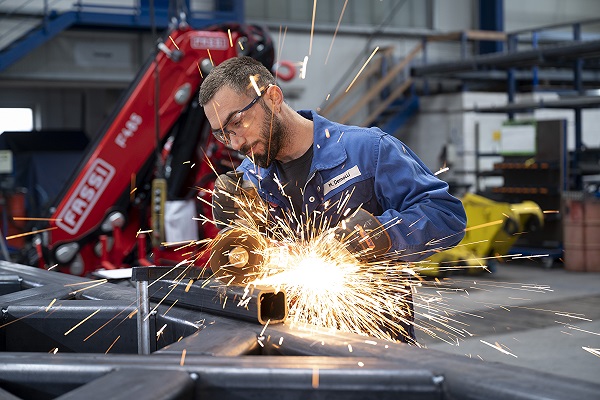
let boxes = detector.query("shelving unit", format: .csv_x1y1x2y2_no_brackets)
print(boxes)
475,120,567,256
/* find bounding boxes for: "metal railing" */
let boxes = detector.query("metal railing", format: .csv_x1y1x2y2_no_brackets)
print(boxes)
0,0,243,64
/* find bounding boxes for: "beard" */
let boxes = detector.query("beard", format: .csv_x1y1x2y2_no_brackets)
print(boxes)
241,112,288,168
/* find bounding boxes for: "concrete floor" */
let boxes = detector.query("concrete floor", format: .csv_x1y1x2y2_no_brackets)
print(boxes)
413,261,600,384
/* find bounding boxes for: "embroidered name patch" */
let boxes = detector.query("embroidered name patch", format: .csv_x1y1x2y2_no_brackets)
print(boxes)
323,165,361,196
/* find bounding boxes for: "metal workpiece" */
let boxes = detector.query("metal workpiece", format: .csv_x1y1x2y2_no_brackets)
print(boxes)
149,276,288,325
156,320,264,356
262,323,600,400
54,369,195,400
0,274,21,296
1,262,600,399
0,283,74,308
0,352,444,400
132,265,287,325
3,301,140,354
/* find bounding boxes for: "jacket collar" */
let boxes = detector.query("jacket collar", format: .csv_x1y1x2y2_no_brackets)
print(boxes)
298,110,347,172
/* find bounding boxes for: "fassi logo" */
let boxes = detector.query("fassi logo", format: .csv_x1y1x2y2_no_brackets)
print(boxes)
56,159,116,235
190,33,228,50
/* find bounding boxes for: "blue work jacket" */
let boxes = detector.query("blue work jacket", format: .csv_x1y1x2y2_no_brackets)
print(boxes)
238,110,466,261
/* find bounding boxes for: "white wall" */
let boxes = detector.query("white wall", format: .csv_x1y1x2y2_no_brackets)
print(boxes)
505,0,600,32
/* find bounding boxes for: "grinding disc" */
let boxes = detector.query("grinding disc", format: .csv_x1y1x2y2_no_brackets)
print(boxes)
210,228,267,284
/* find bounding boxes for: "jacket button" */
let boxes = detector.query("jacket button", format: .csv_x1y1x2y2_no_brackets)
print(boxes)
317,186,321,191
309,196,315,202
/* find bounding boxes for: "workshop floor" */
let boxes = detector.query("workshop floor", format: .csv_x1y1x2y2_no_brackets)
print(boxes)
414,261,600,384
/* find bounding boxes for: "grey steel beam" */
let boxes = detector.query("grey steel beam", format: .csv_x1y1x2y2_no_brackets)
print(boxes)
0,352,443,400
412,39,600,76
54,369,194,400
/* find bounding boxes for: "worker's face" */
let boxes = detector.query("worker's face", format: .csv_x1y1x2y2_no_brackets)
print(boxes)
206,85,287,168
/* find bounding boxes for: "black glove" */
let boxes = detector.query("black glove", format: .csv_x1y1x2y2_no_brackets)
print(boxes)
212,171,265,227
334,209,391,261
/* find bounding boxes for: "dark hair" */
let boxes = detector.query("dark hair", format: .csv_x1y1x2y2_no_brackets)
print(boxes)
199,56,276,106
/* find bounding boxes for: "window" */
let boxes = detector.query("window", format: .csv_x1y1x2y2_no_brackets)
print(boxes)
0,108,34,134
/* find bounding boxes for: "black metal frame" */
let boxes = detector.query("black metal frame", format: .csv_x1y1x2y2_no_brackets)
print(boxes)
1,261,599,399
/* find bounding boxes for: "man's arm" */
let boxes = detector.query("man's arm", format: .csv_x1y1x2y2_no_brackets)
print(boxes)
373,136,467,261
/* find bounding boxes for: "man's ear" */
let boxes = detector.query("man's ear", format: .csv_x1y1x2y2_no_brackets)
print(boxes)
266,85,283,111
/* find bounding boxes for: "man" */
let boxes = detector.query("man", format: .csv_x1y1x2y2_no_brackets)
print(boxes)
200,56,466,342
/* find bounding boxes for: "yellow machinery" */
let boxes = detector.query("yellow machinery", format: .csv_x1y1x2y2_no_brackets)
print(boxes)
418,193,544,277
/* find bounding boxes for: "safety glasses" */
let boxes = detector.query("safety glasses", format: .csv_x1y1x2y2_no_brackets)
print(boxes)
212,87,267,144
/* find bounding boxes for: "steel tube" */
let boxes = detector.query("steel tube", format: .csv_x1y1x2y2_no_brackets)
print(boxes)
132,266,288,325
150,278,287,325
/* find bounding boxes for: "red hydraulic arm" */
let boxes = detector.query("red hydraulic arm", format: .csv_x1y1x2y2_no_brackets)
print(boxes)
41,25,255,275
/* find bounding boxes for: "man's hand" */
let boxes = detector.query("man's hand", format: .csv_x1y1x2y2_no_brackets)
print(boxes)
212,171,265,227
334,209,391,261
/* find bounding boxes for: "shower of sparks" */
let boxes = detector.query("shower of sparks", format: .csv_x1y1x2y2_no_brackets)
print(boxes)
346,47,379,93
309,0,317,56
157,323,167,339
187,148,594,348
260,319,270,337
554,312,592,322
163,299,179,316
13,217,62,222
480,340,518,358
274,25,289,81
6,226,57,241
168,36,180,50
300,55,309,79
227,29,233,47
45,299,56,312
64,309,100,336
130,173,137,199
215,222,416,341
325,0,348,64
196,61,203,78
582,347,600,358
84,297,141,342
0,309,44,330
434,166,449,176
201,170,498,343
67,279,108,295
180,349,187,366
106,336,121,354
312,367,319,389
249,75,261,96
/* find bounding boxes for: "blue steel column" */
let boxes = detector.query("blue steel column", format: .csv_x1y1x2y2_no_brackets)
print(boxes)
506,33,517,121
478,0,504,54
573,23,583,190
217,0,245,23
531,31,539,90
